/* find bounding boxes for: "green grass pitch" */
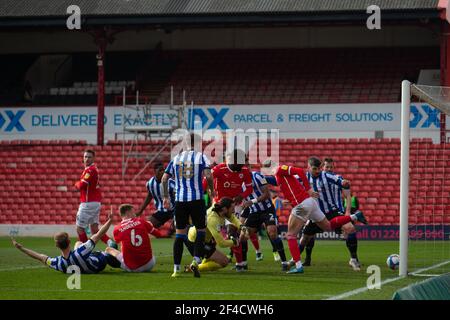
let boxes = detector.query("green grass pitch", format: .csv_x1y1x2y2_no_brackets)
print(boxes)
0,237,447,300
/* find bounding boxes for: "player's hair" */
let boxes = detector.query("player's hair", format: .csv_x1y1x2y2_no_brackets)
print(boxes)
323,157,334,164
84,149,95,157
119,204,133,216
184,132,202,150
212,197,234,212
227,149,246,165
54,232,70,250
153,162,165,171
308,156,322,168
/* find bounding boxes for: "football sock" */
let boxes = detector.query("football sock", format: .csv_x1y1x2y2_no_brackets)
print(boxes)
198,260,223,272
173,234,186,265
232,243,243,263
250,233,260,251
268,232,277,252
194,230,206,260
77,230,88,243
299,243,305,254
287,234,301,263
329,215,351,230
241,239,248,262
183,238,195,256
346,233,359,260
305,237,315,260
272,237,287,262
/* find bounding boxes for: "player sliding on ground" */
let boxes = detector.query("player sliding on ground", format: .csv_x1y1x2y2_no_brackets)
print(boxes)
262,160,367,274
11,212,116,274
106,204,162,272
184,197,242,273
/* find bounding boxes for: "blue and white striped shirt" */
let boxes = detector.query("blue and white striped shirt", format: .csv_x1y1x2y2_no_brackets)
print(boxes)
146,177,176,212
45,240,107,274
306,171,345,213
165,150,211,202
245,172,273,214
326,170,347,213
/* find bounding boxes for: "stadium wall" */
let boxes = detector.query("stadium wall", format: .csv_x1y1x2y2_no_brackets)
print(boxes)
2,224,449,239
1,224,113,237
1,103,448,143
0,25,438,54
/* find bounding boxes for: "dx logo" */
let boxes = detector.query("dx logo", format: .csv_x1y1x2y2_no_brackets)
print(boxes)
410,105,440,129
0,110,26,132
188,108,229,130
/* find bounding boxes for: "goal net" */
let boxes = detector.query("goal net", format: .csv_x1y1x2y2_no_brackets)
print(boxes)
400,81,450,277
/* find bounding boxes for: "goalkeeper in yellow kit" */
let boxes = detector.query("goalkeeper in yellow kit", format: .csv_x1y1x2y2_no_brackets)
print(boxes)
185,197,246,272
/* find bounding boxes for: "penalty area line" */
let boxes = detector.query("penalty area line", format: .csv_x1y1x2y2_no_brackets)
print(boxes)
326,259,450,300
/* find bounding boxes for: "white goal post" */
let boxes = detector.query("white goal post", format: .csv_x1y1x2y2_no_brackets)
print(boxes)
400,80,450,277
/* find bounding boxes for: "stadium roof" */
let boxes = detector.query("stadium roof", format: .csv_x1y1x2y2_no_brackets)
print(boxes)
0,0,441,27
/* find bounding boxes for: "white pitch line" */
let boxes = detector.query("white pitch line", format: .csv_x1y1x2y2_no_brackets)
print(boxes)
0,265,43,272
326,260,450,300
0,287,330,298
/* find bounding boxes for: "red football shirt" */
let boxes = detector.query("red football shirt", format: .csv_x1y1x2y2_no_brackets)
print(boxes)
212,163,253,203
113,217,160,270
275,165,311,207
76,164,102,203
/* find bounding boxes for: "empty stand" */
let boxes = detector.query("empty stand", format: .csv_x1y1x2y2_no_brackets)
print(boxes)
0,138,448,230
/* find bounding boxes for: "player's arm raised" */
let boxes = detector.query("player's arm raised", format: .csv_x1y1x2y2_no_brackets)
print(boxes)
11,238,49,265
90,213,114,244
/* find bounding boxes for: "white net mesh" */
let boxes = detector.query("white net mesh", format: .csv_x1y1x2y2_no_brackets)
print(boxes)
408,84,450,276
411,84,450,116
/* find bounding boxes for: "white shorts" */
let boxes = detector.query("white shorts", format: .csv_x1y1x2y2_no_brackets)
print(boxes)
290,197,326,223
116,254,156,273
76,202,101,228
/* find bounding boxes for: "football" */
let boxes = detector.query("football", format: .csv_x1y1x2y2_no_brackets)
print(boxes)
386,254,400,270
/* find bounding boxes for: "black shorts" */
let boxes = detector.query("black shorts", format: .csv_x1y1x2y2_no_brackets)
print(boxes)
244,207,277,229
174,200,206,230
187,239,216,259
152,210,174,226
240,207,250,219
203,240,217,259
302,209,344,236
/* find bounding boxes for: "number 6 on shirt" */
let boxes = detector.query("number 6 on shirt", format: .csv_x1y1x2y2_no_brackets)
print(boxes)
130,229,143,247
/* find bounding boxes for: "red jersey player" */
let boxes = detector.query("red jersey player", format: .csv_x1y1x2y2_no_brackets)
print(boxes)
212,149,253,271
106,204,162,272
74,150,112,245
262,160,367,274
212,149,253,205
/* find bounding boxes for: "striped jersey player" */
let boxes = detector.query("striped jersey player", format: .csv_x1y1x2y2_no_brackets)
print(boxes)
11,213,114,274
162,133,214,278
137,162,176,228
240,169,289,270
